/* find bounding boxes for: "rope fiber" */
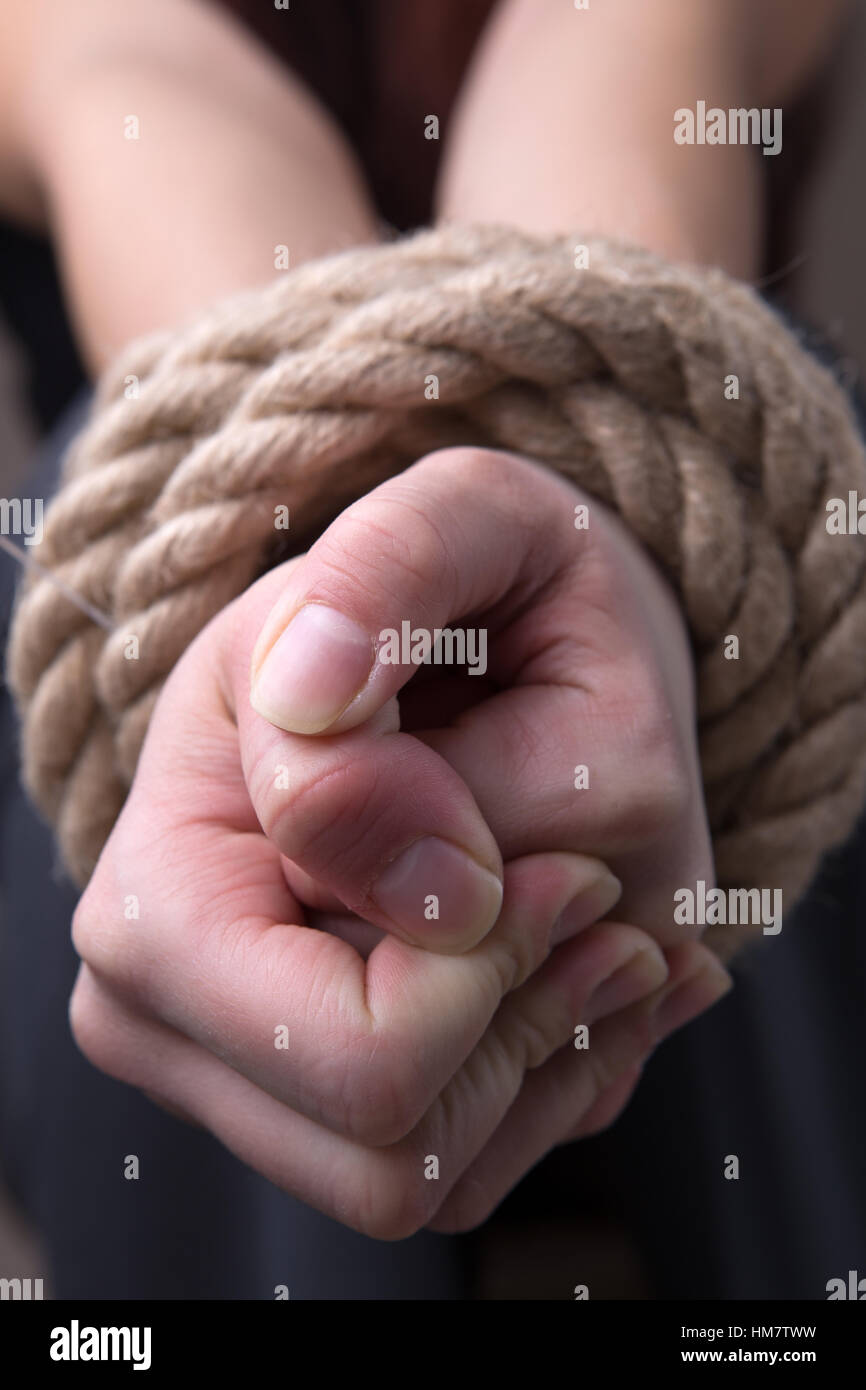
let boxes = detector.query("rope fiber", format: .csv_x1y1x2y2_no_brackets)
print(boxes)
7,225,866,953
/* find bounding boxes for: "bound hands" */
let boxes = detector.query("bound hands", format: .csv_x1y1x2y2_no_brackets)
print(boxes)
70,447,731,1237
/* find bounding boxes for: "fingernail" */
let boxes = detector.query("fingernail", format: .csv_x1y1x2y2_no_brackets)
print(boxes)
372,837,503,948
549,870,623,947
584,945,669,1021
652,958,733,1041
251,604,373,733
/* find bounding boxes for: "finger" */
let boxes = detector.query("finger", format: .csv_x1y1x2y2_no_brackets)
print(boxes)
280,863,347,914
426,944,732,1233
70,961,409,1235
418,682,713,946
395,921,669,1213
565,1064,644,1139
75,833,621,1148
215,562,504,950
307,909,385,961
247,447,583,735
70,918,668,1240
305,832,620,961
237,688,505,951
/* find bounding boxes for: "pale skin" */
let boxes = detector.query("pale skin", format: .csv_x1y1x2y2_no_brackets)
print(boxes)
71,448,727,1236
0,0,851,1233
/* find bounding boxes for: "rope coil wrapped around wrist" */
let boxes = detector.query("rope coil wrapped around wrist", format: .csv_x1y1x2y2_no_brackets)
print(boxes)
7,224,866,943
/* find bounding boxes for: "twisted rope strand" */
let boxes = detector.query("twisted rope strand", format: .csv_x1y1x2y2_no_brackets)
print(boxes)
6,226,865,931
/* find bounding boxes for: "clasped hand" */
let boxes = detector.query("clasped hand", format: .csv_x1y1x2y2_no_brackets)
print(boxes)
70,448,730,1238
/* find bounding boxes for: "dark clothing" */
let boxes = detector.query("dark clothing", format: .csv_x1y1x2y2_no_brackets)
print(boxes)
228,0,496,231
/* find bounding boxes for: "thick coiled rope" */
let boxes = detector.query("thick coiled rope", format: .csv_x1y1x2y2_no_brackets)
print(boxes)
7,225,866,953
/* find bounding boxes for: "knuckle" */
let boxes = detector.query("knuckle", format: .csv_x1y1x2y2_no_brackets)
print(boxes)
503,933,540,993
337,1044,424,1147
605,695,693,847
508,997,567,1071
620,753,690,845
68,973,116,1076
486,928,540,998
415,444,503,489
589,1011,654,1095
586,1045,622,1098
415,445,544,554
70,882,117,975
350,1153,440,1241
67,974,94,1054
417,445,541,512
265,754,382,871
317,522,404,603
314,499,458,623
632,672,690,768
70,894,95,961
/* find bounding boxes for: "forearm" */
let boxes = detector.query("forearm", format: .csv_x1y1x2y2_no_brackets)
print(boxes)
435,0,851,279
0,0,379,371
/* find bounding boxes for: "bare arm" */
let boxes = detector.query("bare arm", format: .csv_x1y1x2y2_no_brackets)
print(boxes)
435,0,851,279
0,0,379,371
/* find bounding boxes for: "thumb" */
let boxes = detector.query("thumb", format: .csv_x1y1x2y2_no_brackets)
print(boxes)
248,446,581,735
220,559,505,952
